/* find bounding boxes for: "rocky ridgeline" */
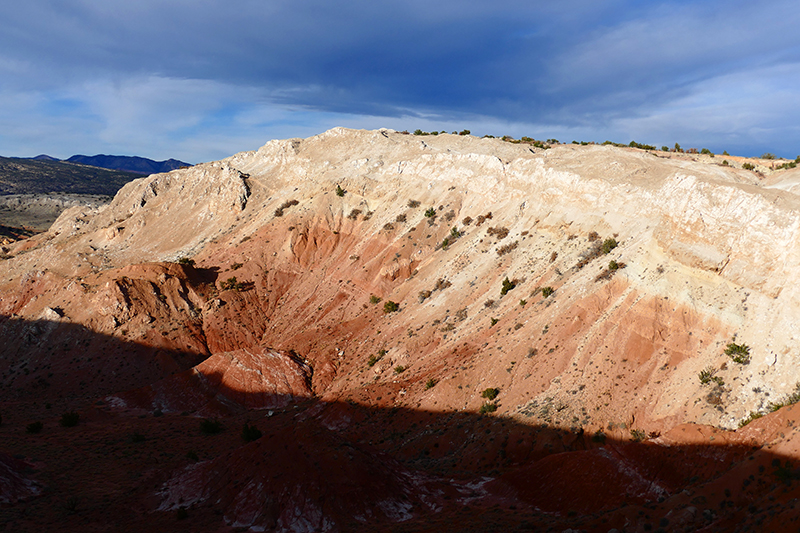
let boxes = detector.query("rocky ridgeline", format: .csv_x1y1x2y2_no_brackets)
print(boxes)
3,128,800,531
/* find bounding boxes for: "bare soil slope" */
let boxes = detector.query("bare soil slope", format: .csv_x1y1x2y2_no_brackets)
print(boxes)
2,128,800,531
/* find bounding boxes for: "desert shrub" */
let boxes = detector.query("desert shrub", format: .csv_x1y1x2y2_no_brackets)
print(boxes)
725,342,751,365
440,237,450,249
549,251,558,263
418,290,432,303
178,257,195,267
455,308,468,321
26,421,43,434
739,411,764,428
497,241,519,256
500,277,516,296
368,350,386,367
519,299,527,307
369,294,381,304
601,238,618,254
479,402,498,415
439,321,455,332
592,430,607,443
231,262,243,271
630,429,646,442
60,411,80,428
220,277,243,291
425,378,438,390
395,213,407,223
382,222,395,231
588,231,600,242
394,365,407,374
541,286,554,298
241,422,262,442
481,388,500,400
490,318,499,326
462,216,473,225
335,185,346,197
608,260,620,271
433,278,452,291
274,199,299,217
424,207,436,218
484,299,495,308
347,208,362,220
701,148,712,155
698,366,717,384
363,210,374,220
444,210,456,222
450,226,462,239
706,388,724,406
721,160,729,166
742,162,755,170
487,226,509,240
629,141,655,150
383,300,400,313
661,146,669,152
407,199,421,208
200,418,223,435
761,153,776,160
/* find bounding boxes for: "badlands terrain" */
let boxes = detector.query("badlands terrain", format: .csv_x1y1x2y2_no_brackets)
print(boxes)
2,128,800,531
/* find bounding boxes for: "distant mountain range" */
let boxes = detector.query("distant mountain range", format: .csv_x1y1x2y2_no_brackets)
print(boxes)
29,154,191,174
0,157,140,196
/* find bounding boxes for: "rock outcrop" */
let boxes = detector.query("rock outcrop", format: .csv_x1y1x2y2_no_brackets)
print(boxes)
3,128,800,531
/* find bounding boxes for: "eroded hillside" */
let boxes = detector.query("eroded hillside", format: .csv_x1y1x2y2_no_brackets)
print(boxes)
3,128,800,531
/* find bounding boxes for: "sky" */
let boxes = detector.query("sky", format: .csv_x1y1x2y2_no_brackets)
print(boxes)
1,0,800,163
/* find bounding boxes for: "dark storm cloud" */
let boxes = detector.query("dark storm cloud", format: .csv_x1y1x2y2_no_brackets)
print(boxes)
1,0,799,161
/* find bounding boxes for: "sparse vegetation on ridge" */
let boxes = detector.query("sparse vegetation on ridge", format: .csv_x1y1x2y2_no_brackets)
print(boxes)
767,382,800,412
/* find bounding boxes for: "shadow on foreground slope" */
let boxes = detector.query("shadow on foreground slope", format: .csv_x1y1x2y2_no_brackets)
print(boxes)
1,317,800,532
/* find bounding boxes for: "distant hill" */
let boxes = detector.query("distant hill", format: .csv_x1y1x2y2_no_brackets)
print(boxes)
65,154,191,174
0,157,140,196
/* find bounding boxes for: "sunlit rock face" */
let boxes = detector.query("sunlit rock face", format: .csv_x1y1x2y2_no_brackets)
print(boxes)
3,128,800,531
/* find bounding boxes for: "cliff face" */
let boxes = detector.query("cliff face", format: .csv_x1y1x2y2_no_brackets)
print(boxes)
4,127,798,427
3,128,800,531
